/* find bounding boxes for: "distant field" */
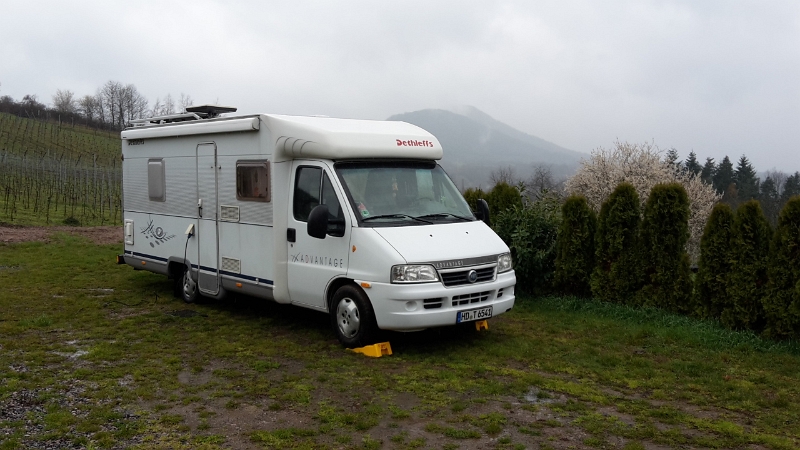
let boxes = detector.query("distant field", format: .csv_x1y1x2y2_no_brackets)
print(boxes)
1,230,799,449
0,113,122,226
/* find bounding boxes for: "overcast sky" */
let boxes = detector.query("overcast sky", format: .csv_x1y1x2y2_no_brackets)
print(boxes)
2,1,798,172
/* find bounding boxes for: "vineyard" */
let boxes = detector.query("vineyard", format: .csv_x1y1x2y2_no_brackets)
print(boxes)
0,113,122,226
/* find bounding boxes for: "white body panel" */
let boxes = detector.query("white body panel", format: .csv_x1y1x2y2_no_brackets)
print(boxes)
121,113,515,331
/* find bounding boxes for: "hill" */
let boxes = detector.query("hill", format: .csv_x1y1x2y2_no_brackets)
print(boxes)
0,113,121,225
388,107,585,189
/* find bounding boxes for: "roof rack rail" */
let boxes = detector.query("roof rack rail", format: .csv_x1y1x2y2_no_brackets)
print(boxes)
129,105,238,127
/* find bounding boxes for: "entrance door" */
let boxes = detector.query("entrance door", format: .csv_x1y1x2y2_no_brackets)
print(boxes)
287,162,351,310
196,142,220,295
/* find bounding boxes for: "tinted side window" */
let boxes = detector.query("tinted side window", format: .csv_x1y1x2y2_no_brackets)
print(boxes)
236,161,270,202
293,167,322,221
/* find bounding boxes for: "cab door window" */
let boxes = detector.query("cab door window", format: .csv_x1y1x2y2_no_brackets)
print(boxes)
293,166,345,236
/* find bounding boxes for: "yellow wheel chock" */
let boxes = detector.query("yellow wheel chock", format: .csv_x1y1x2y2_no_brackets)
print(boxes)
350,342,393,358
475,320,489,331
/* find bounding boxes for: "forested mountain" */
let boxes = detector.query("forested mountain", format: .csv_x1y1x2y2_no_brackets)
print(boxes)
388,107,584,189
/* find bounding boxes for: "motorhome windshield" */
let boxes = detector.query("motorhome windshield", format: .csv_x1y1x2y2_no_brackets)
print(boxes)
335,162,476,226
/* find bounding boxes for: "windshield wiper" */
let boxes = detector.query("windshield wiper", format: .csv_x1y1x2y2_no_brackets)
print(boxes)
362,214,433,224
416,213,473,222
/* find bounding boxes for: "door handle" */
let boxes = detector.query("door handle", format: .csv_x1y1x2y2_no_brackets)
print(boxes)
287,228,296,243
198,198,203,218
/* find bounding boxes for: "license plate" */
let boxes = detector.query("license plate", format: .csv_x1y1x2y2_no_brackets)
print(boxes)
456,306,493,323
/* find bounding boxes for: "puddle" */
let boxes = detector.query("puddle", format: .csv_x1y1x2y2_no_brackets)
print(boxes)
525,387,560,404
53,350,89,359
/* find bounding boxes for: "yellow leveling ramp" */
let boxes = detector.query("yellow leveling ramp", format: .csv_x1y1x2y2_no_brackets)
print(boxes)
475,320,489,331
350,342,393,358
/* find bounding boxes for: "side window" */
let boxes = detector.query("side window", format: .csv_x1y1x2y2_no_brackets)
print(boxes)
236,160,270,202
293,166,322,221
147,158,166,202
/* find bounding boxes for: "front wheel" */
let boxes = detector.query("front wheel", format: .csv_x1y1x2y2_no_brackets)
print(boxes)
330,285,377,348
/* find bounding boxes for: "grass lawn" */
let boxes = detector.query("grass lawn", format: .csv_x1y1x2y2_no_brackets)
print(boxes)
1,232,799,449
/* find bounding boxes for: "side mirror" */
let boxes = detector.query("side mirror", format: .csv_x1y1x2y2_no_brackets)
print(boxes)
307,204,329,239
476,199,491,226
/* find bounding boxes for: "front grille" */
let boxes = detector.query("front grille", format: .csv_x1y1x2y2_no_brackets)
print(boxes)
452,291,491,306
440,266,495,287
423,298,443,309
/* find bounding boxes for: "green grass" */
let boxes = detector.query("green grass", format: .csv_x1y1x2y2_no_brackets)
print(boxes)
1,232,799,449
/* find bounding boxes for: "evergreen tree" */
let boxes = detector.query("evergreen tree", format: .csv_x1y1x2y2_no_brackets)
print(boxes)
462,187,485,211
486,182,522,218
782,172,800,203
762,196,800,340
665,148,680,170
759,177,780,227
694,203,735,320
701,157,716,185
713,156,734,195
724,200,771,331
554,195,597,297
591,183,642,305
684,151,702,176
636,183,692,313
734,155,759,201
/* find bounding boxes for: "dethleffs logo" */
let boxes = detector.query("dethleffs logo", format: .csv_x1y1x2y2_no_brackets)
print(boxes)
396,139,434,148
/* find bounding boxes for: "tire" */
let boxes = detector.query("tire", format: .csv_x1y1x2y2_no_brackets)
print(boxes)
330,285,377,348
179,267,199,304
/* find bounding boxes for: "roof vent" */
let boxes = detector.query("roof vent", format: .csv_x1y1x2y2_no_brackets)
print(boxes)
186,105,237,118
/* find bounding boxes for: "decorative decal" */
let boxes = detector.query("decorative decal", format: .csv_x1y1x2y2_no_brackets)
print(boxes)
291,252,345,268
140,218,177,248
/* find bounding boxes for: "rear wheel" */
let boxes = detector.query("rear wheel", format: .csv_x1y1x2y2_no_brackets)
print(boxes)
330,285,377,348
179,267,198,304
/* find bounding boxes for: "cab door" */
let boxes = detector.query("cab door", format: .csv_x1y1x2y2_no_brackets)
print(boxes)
286,162,351,310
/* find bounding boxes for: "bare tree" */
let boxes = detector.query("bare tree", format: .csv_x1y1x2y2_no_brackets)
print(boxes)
489,166,516,185
163,94,175,115
764,169,788,196
77,94,100,121
179,93,193,112
52,89,77,113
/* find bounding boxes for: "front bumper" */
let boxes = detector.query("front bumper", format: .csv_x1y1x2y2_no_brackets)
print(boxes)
363,271,516,331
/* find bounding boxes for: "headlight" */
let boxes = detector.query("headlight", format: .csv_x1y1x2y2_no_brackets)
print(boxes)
497,253,512,273
391,264,439,283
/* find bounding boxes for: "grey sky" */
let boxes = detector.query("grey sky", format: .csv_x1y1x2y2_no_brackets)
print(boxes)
2,1,798,172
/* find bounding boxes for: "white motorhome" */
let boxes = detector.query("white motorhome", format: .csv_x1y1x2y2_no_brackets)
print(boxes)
118,106,516,346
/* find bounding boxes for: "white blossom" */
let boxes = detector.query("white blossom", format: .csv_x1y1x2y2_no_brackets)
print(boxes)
564,140,720,262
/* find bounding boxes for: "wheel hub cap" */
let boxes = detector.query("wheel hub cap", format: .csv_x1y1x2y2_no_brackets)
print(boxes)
336,298,360,338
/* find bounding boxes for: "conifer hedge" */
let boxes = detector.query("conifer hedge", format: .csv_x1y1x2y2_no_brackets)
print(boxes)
723,200,771,330
591,183,641,304
693,203,735,320
637,183,692,313
762,196,800,339
554,195,596,297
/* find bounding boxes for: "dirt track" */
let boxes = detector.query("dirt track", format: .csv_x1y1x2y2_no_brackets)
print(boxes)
0,225,122,245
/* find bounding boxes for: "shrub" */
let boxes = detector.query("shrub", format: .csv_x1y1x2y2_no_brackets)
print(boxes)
693,203,735,320
554,195,596,297
762,196,800,340
636,183,692,313
494,196,561,296
462,187,485,211
723,200,771,330
564,140,719,262
485,182,523,218
591,183,642,305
